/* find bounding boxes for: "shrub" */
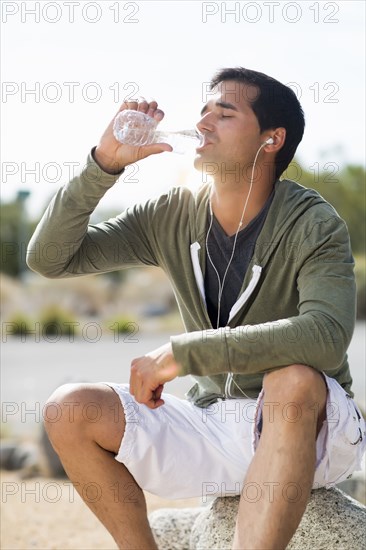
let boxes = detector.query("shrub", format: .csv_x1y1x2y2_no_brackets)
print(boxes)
39,306,80,338
106,316,139,335
355,255,366,319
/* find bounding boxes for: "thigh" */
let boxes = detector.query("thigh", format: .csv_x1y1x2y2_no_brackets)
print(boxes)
312,374,366,488
104,383,257,500
254,375,366,488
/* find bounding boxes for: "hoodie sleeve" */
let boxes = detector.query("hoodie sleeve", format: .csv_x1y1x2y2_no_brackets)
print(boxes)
26,150,160,278
171,215,356,377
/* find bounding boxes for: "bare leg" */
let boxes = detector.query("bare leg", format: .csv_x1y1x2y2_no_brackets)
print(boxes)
232,364,327,550
44,383,158,550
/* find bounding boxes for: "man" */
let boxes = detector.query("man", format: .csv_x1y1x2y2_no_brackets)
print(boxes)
27,67,365,550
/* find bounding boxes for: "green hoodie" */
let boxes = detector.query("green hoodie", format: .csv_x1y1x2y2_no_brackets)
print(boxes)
27,151,356,407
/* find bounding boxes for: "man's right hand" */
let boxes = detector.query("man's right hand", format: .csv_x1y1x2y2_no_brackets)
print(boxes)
93,99,173,174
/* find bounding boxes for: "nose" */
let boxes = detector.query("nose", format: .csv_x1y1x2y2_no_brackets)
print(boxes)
196,112,215,134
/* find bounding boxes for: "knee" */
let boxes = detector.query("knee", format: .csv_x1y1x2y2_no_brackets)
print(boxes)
44,383,125,456
43,383,90,442
44,383,124,445
263,364,327,405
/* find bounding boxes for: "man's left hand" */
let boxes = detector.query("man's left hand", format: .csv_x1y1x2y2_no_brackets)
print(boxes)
129,342,181,409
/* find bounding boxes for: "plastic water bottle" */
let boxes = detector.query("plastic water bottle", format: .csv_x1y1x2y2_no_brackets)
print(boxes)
113,110,202,154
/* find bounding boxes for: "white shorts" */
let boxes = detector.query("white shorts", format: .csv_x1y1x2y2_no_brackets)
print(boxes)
104,373,365,500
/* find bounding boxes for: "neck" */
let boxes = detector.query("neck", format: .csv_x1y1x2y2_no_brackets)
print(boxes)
209,170,275,237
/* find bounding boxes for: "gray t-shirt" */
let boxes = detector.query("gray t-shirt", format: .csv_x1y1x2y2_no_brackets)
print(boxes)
205,190,274,327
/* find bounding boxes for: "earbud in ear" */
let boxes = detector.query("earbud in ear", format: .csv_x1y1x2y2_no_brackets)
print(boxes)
265,137,274,145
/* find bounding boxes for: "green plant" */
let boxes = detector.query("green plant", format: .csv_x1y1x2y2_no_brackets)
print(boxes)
106,316,139,335
39,306,80,338
355,255,366,319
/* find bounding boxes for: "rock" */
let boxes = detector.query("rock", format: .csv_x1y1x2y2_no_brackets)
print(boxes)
190,496,236,550
337,473,366,505
149,507,202,550
0,425,66,479
0,441,40,478
149,488,366,550
39,424,66,478
287,488,366,549
0,428,66,479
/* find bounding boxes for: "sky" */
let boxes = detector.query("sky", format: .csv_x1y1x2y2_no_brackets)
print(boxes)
1,0,365,219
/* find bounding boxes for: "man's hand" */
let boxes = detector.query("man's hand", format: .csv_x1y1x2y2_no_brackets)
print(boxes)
94,99,172,174
129,342,181,409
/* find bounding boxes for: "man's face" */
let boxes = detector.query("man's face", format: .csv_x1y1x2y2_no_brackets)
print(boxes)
194,80,265,173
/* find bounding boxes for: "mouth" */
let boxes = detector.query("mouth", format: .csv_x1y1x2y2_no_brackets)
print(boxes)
196,138,214,152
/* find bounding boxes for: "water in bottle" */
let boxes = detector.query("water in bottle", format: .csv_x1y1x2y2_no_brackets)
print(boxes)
113,110,203,154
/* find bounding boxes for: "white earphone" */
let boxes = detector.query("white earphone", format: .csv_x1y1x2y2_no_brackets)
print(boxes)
206,135,275,399
206,136,274,327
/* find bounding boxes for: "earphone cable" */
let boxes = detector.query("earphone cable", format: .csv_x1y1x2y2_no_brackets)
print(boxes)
205,141,268,398
206,141,267,328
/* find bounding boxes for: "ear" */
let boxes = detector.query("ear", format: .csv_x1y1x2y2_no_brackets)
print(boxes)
263,128,286,152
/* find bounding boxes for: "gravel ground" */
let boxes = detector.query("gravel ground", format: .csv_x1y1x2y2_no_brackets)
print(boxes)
1,471,200,550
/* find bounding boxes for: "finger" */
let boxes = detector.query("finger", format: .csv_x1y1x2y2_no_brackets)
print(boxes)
115,100,136,116
115,101,163,122
153,109,165,123
147,100,158,118
131,370,151,404
129,362,139,396
153,384,164,401
117,98,150,115
137,98,149,113
125,100,139,110
146,143,172,154
145,398,165,410
134,142,173,162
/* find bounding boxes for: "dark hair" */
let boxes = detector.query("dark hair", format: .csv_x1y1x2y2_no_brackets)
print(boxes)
210,67,305,179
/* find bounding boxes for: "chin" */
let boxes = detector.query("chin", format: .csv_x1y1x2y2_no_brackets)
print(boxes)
193,152,217,173
193,154,203,171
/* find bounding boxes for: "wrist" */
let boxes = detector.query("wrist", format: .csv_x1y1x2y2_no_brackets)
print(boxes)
165,343,182,376
92,146,125,175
